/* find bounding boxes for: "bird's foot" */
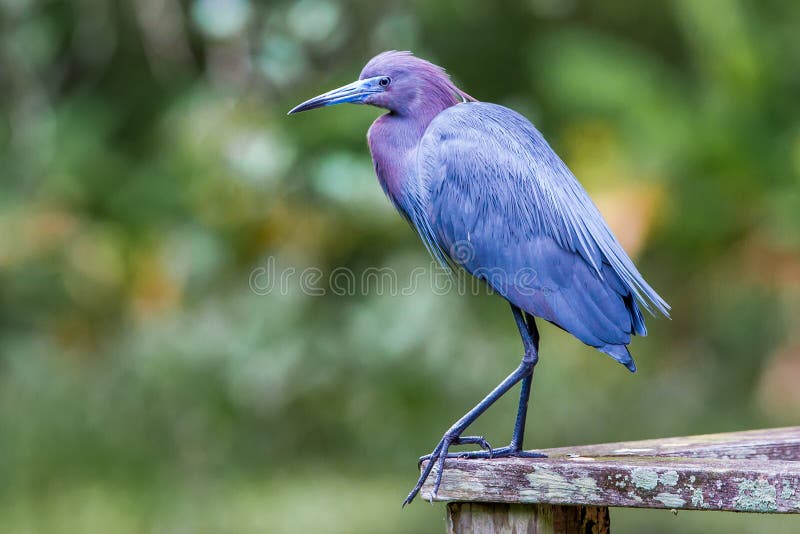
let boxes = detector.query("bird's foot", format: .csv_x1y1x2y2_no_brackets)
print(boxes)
416,435,493,466
417,443,546,464
436,444,547,460
404,434,489,506
404,436,546,506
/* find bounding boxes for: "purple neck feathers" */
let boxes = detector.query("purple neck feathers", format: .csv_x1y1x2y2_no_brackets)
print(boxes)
367,114,425,215
363,52,472,218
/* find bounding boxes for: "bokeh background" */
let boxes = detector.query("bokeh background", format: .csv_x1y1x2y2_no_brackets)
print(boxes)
1,0,799,532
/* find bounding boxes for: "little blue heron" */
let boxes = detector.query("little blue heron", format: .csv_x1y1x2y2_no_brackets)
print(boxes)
289,51,670,505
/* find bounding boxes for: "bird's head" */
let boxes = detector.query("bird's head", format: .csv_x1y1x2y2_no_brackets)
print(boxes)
288,51,474,116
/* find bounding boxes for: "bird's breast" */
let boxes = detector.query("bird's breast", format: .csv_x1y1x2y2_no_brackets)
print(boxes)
367,116,422,220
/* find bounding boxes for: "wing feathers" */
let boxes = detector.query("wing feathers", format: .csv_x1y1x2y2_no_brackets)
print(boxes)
416,102,668,365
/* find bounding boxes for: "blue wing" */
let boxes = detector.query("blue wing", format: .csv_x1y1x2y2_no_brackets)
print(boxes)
415,102,670,370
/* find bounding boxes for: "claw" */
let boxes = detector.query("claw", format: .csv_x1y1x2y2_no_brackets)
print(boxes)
430,436,451,497
459,435,492,454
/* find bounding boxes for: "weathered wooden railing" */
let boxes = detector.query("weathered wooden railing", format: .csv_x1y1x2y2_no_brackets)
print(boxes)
419,427,800,533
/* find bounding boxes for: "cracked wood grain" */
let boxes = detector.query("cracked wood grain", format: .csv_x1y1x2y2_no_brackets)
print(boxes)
420,427,800,513
446,503,609,534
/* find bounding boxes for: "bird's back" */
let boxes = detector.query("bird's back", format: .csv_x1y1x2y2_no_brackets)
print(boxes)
413,102,669,370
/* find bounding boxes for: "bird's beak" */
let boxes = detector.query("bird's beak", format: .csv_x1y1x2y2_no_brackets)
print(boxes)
288,77,381,115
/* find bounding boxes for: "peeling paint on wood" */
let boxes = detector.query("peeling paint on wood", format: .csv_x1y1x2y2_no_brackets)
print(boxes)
420,427,800,514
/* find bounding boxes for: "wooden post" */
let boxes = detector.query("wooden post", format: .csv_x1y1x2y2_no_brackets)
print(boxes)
420,427,800,533
447,502,609,534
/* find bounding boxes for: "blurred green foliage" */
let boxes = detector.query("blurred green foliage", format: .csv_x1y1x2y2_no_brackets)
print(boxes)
1,0,799,532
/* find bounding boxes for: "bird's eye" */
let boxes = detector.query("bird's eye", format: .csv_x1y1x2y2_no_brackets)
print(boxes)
378,77,391,87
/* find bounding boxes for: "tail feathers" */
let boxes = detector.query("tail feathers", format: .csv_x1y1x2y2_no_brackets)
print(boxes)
628,295,647,337
599,344,637,373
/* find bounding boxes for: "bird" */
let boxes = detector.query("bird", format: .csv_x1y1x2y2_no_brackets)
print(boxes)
288,50,670,506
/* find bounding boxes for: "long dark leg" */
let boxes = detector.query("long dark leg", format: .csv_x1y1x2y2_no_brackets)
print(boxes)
435,310,543,460
451,309,541,458
429,308,541,459
403,305,543,506
510,312,539,450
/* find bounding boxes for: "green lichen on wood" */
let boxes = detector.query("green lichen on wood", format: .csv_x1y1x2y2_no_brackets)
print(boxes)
655,492,686,507
522,467,601,502
446,467,489,495
691,487,705,507
733,479,778,512
630,468,659,490
659,470,679,487
780,480,796,500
